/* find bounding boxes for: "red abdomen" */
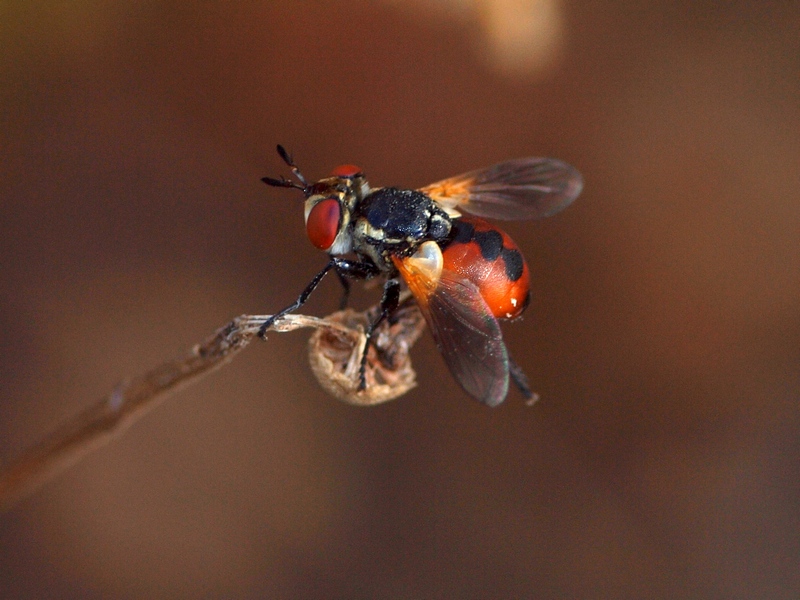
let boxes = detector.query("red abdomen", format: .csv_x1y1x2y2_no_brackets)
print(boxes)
441,216,530,320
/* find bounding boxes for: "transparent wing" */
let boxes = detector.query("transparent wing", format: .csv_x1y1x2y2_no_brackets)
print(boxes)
396,257,509,407
420,157,583,220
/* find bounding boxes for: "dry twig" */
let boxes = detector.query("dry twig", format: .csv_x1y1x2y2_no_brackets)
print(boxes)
0,304,425,512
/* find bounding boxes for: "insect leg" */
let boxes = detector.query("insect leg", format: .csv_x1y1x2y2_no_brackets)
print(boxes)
330,257,382,310
334,269,351,310
358,278,401,391
331,258,382,279
258,259,335,338
508,354,535,400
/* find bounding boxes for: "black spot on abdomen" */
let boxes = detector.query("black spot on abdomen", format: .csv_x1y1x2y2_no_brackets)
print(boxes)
474,230,503,261
501,247,524,281
450,219,475,244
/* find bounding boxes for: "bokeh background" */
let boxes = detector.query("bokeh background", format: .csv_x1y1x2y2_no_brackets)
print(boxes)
2,1,799,597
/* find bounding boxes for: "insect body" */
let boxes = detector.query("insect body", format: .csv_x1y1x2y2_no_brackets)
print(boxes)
260,146,582,407
441,215,530,320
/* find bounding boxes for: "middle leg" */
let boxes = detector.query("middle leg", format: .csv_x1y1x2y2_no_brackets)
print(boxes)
358,278,401,391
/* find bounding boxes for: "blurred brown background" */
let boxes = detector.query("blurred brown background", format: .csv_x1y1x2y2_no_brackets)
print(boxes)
1,1,799,598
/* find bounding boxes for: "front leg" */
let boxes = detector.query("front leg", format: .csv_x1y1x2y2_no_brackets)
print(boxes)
358,278,401,391
258,260,335,338
258,257,382,339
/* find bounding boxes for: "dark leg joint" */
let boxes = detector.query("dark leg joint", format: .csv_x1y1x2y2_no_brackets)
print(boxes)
332,258,382,280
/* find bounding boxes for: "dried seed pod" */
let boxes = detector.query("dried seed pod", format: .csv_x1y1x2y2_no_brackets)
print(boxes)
308,303,425,405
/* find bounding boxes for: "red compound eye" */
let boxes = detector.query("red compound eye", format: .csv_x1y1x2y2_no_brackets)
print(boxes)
306,198,341,250
331,164,362,178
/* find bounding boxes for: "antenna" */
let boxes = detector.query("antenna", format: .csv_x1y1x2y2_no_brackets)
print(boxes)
261,144,309,194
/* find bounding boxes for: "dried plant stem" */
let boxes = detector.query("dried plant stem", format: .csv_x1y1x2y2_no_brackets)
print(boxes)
0,314,352,512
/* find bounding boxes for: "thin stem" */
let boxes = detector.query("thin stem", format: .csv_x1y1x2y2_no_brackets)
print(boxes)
0,313,352,512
